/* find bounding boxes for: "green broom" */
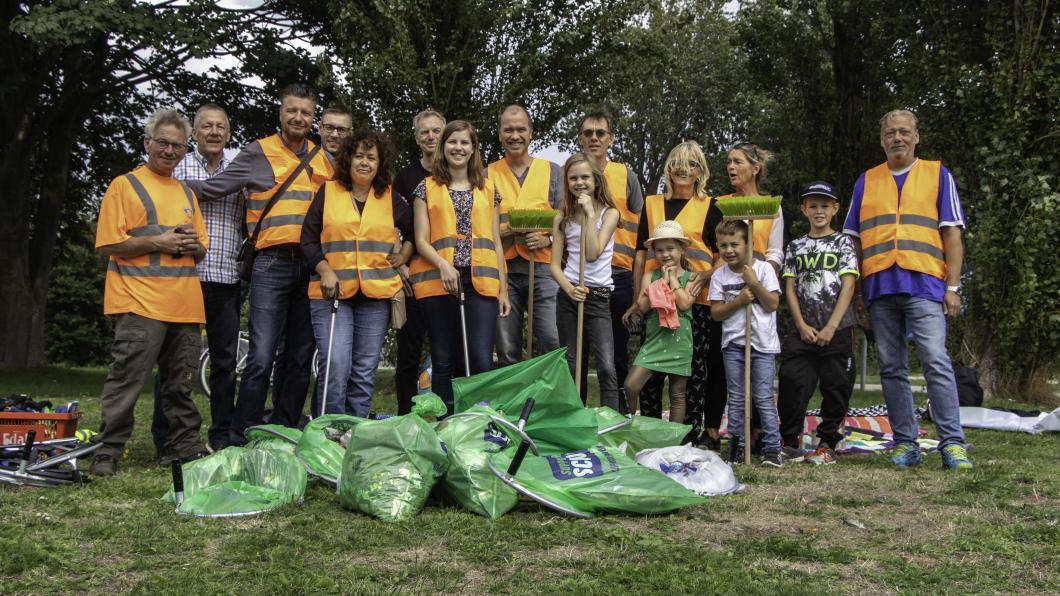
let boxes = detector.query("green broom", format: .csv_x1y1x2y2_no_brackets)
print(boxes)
716,195,781,465
508,208,560,360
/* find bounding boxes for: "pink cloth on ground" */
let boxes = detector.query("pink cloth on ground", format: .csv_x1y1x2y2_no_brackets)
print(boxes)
645,278,680,330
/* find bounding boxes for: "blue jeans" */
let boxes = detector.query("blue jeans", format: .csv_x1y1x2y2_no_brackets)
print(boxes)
229,253,315,444
309,298,389,417
556,288,620,409
420,268,499,413
495,265,560,365
869,294,965,447
722,344,780,452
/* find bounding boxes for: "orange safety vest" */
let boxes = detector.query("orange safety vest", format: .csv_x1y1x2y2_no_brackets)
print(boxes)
715,193,774,262
246,134,334,249
604,161,639,270
489,157,553,265
644,194,714,305
103,169,205,323
859,160,946,279
408,178,501,299
308,181,402,300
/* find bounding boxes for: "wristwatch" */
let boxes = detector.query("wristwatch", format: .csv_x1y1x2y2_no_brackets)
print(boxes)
946,285,961,294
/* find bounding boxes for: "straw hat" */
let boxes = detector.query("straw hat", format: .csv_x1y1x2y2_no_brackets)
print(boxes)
644,220,690,249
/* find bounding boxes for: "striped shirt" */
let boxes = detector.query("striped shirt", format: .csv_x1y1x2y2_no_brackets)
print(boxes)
175,151,244,284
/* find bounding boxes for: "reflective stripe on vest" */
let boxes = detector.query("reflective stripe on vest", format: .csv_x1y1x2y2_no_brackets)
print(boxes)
716,193,773,262
859,160,946,279
489,157,553,264
644,194,714,304
245,134,333,249
408,178,501,299
308,181,401,300
109,173,198,279
605,161,638,270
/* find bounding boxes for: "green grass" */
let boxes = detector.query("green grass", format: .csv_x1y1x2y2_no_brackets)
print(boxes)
1,366,1057,594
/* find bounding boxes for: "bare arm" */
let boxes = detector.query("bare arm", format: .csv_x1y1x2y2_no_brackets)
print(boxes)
586,207,619,262
98,228,201,260
672,271,696,311
711,299,743,321
942,226,963,316
413,198,459,295
785,276,816,343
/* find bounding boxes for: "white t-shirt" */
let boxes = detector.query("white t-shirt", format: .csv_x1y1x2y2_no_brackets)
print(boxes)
563,208,615,289
708,260,782,353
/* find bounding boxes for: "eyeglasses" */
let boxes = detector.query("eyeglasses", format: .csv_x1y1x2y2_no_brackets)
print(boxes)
668,161,703,172
580,128,610,139
322,124,351,136
731,140,760,160
149,137,190,153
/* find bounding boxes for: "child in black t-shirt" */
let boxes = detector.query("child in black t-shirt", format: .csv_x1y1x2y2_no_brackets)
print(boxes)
778,181,860,465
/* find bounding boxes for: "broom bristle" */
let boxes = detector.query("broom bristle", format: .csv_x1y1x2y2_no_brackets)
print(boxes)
508,208,559,230
715,195,782,217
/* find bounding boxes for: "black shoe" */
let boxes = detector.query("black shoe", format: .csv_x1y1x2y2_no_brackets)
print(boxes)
89,454,118,476
207,438,228,454
780,445,805,463
696,433,721,452
761,450,783,468
727,439,744,464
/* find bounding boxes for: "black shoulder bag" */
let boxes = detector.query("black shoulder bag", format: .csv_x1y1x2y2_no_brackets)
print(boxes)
236,145,321,281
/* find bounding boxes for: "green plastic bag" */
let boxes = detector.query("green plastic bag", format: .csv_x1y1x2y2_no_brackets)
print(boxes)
246,424,303,445
506,444,706,516
162,448,307,517
594,407,693,458
338,413,449,522
436,407,519,519
453,349,598,453
296,414,364,484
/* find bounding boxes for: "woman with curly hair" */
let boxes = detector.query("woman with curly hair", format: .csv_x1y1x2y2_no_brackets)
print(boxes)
300,128,413,416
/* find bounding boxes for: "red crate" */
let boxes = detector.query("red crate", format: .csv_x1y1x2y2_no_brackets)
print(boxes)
0,411,82,445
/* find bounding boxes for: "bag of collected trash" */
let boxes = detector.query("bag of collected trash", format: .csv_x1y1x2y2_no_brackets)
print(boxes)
338,405,449,522
453,349,598,454
635,444,744,496
296,414,363,484
245,425,300,457
162,447,307,516
594,407,692,458
498,444,706,517
436,407,519,519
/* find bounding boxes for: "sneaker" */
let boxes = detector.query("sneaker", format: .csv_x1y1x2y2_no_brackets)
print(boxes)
890,443,924,467
761,450,783,468
780,445,805,463
806,446,837,465
727,439,744,464
940,444,974,470
89,454,118,476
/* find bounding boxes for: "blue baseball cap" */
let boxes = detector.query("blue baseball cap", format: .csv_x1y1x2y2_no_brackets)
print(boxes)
800,181,839,201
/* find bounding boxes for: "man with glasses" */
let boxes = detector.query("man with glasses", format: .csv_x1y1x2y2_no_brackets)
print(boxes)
186,83,334,442
90,108,209,476
320,107,353,158
576,108,644,403
392,108,445,414
489,104,563,366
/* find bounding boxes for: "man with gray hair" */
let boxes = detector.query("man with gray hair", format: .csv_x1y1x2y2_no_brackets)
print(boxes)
90,108,209,476
392,108,445,414
169,103,244,454
843,108,973,470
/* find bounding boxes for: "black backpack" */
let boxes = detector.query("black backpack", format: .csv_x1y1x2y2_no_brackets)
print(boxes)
953,363,984,407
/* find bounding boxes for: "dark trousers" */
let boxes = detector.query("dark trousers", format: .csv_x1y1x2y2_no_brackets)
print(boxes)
201,282,243,443
609,269,633,399
556,289,620,410
703,318,728,431
420,268,499,414
777,326,856,449
394,291,426,415
640,303,712,438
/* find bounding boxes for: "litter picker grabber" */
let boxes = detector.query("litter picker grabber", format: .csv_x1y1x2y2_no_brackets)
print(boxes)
319,296,340,419
716,196,781,465
457,276,472,378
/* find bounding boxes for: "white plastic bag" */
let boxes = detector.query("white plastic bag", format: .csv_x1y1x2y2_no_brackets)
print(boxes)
635,444,744,496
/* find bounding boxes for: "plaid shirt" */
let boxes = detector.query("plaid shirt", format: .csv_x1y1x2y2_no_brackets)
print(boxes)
175,151,245,284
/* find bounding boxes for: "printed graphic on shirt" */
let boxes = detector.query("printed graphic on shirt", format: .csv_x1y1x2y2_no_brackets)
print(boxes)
782,232,859,330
